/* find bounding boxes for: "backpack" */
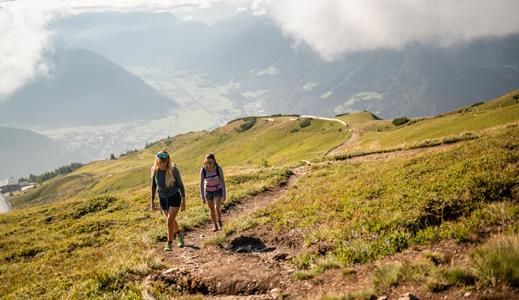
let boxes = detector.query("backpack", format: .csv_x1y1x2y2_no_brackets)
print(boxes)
202,164,221,179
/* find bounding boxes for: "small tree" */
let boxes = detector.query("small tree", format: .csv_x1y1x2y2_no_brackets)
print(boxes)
392,117,409,126
110,154,116,160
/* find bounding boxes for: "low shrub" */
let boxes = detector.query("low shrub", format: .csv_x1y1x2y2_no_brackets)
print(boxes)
236,117,257,132
299,118,312,128
72,195,117,219
392,117,409,126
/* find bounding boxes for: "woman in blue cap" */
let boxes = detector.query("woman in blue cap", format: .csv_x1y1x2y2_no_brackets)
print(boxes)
151,150,186,251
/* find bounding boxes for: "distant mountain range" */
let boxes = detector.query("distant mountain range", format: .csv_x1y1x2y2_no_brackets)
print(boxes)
52,12,519,118
2,11,518,180
0,48,175,128
0,127,75,179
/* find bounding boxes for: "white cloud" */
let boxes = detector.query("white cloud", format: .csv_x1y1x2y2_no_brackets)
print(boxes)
0,1,63,98
254,0,519,60
2,0,519,98
302,82,318,91
249,65,280,77
0,0,250,98
319,91,332,99
334,91,383,114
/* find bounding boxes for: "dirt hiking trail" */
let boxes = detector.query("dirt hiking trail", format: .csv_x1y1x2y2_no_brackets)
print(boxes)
141,140,503,300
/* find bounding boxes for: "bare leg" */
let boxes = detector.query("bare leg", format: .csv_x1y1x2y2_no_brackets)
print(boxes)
206,200,218,230
167,206,180,241
215,197,223,228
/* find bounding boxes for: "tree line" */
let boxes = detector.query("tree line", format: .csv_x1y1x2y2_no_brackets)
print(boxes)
19,162,83,184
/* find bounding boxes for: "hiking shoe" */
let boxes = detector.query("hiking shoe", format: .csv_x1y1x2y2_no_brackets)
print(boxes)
217,220,223,229
177,232,185,248
164,241,173,252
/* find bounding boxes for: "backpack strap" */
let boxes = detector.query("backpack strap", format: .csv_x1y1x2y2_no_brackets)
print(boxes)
202,165,221,179
153,170,161,192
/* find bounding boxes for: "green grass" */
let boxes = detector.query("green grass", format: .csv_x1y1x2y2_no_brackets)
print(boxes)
340,90,519,153
471,233,519,287
0,167,291,298
320,290,375,300
242,125,519,267
2,91,519,297
11,117,347,208
294,257,341,280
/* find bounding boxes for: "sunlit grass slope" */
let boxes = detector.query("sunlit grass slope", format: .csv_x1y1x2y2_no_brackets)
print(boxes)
341,89,519,153
2,91,519,298
11,116,348,208
224,124,519,280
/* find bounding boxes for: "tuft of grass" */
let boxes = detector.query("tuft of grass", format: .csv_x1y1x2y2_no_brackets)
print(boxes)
203,233,226,247
425,273,449,292
422,251,447,265
291,251,317,270
373,263,403,289
320,290,375,300
444,267,477,286
294,257,341,280
470,234,519,287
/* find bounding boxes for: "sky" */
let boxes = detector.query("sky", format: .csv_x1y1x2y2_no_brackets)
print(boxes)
1,0,519,99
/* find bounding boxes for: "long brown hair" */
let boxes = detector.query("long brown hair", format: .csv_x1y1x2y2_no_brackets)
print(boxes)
203,153,217,168
151,151,175,188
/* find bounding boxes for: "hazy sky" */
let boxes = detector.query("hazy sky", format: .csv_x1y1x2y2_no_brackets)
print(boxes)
1,0,519,98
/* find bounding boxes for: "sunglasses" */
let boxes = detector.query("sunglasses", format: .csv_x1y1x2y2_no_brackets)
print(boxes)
206,160,215,164
156,152,169,159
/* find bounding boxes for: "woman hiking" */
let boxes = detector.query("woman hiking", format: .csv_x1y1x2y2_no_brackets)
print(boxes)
200,153,227,231
151,150,186,251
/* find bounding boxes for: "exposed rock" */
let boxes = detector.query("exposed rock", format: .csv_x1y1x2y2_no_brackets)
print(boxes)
398,292,419,300
270,288,281,298
273,253,289,261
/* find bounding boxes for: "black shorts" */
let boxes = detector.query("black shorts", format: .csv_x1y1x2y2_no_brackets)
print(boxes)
159,192,181,210
205,189,223,201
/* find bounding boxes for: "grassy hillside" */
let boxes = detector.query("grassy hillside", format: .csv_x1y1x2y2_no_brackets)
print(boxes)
10,116,347,208
220,124,519,296
338,89,519,153
1,91,519,298
0,166,294,298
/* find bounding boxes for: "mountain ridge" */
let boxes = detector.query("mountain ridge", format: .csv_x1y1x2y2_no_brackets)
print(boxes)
0,48,176,128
